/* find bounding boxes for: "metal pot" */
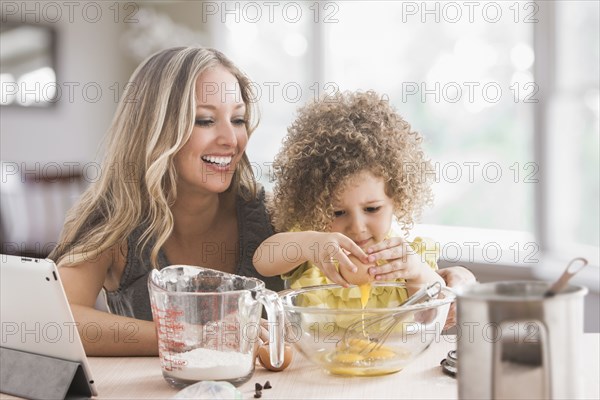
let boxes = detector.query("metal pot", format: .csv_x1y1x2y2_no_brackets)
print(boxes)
457,281,587,399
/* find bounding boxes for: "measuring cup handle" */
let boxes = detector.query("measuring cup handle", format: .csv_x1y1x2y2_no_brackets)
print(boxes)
255,289,285,368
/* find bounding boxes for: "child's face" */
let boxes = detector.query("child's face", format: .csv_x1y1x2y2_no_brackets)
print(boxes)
329,170,394,249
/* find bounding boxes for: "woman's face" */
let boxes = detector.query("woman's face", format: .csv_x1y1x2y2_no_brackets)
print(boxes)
174,65,249,195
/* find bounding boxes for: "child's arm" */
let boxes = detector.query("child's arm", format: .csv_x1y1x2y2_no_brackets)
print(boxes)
253,231,369,287
364,237,445,286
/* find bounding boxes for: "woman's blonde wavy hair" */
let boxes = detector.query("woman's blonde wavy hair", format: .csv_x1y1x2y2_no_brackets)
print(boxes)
50,47,258,268
271,90,433,236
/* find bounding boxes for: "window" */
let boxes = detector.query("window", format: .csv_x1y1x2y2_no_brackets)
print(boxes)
545,1,599,261
209,7,314,184
323,1,535,236
215,1,599,266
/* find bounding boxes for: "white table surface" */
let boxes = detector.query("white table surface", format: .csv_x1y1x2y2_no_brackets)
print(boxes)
2,334,599,399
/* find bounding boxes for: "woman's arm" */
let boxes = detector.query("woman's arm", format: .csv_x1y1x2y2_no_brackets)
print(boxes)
438,265,476,288
438,266,477,330
58,244,158,356
68,305,157,356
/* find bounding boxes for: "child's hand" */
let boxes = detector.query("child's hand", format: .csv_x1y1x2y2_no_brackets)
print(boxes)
365,237,430,282
306,232,369,287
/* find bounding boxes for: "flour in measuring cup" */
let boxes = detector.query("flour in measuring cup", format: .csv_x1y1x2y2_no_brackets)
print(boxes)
168,348,253,381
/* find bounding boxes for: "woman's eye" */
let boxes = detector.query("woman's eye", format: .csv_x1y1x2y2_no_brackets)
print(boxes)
232,118,247,126
365,206,381,213
333,210,345,217
195,119,213,127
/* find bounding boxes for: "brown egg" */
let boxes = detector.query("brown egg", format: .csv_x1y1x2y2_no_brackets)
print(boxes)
340,254,375,285
257,343,293,372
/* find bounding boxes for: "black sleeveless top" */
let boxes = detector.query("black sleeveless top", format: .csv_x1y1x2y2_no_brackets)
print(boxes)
105,186,283,321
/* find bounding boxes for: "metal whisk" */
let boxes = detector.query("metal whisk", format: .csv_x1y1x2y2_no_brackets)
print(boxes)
340,281,443,355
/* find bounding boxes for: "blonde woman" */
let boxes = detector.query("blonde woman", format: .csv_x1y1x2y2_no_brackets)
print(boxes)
51,47,280,355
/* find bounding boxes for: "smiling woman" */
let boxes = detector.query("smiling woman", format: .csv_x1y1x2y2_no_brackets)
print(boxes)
173,66,249,196
48,47,282,356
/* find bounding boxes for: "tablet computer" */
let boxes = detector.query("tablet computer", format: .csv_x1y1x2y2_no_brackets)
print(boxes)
0,254,98,397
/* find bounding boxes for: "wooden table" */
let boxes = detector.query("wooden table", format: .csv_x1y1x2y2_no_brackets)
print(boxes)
2,335,599,399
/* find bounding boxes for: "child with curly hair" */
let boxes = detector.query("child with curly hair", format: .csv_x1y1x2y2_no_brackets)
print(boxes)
253,90,446,304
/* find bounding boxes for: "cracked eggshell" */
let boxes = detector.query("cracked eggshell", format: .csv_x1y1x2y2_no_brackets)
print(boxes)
257,344,293,372
340,254,376,285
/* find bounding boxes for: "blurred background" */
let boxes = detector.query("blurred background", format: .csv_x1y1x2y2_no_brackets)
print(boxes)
1,1,598,328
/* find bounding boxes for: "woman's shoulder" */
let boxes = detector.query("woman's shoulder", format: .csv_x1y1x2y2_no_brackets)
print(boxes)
237,182,266,202
236,183,274,236
57,240,127,296
236,183,270,215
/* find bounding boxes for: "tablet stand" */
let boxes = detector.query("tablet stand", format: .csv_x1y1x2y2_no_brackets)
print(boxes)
0,347,93,399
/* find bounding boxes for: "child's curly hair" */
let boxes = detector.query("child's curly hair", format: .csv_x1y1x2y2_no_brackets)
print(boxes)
271,90,434,235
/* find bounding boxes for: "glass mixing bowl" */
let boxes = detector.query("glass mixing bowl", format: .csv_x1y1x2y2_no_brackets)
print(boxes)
280,282,454,377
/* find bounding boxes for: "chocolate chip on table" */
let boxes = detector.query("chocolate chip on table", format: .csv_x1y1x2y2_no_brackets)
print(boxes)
264,381,272,389
254,392,262,398
255,383,263,391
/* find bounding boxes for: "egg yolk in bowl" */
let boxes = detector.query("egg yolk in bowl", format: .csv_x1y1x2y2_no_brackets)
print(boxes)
280,282,453,377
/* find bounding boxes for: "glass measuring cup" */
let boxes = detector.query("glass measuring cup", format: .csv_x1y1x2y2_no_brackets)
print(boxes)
148,265,285,388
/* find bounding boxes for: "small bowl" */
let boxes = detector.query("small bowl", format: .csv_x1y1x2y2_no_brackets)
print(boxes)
280,282,454,376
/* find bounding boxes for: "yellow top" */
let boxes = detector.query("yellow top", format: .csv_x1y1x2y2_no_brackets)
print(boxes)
282,236,440,310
